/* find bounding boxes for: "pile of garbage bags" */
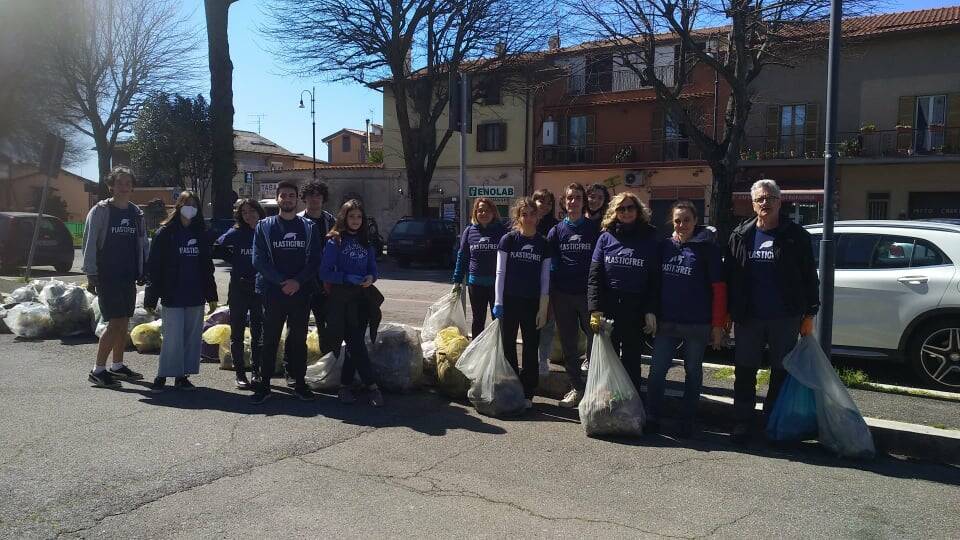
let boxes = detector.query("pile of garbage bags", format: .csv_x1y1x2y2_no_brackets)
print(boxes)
435,326,471,398
367,322,422,392
130,320,163,353
456,320,526,417
579,320,645,437
4,302,54,339
420,289,468,364
3,279,97,339
767,336,875,459
201,307,231,360
202,323,291,373
93,290,159,344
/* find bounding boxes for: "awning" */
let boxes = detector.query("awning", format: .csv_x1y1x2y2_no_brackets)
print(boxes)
733,189,824,203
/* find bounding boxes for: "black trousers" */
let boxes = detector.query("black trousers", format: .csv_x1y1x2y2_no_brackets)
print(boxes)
501,294,539,399
468,284,495,338
333,287,376,386
259,292,310,390
608,292,647,392
310,286,328,332
733,316,803,424
228,279,263,376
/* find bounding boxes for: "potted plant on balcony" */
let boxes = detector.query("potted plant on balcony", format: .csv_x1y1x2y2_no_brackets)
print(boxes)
838,138,860,158
859,123,876,134
612,145,636,163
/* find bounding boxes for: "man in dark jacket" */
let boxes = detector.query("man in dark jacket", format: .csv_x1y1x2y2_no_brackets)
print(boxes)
725,179,819,443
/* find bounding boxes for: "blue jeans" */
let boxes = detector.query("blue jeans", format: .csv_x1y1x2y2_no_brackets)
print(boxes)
157,305,205,378
647,322,709,422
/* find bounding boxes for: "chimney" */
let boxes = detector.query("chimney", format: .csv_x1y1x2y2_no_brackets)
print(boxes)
548,35,560,51
365,118,371,161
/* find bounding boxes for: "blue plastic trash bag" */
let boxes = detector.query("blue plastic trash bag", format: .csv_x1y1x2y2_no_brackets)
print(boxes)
783,336,876,459
766,374,818,441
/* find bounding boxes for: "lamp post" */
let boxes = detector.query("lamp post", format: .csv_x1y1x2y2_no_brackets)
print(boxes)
299,87,316,179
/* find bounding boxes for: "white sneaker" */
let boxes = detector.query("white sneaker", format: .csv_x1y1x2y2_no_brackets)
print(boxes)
524,398,533,409
558,389,581,408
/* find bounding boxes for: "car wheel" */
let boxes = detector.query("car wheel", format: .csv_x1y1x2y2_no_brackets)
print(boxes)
908,319,960,389
54,262,73,273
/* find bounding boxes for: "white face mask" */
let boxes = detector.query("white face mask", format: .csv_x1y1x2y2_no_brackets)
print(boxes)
181,206,198,220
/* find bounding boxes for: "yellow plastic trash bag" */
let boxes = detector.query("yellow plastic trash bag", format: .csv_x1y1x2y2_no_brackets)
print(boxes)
435,326,471,399
203,324,232,346
436,326,469,362
218,326,287,372
130,320,162,353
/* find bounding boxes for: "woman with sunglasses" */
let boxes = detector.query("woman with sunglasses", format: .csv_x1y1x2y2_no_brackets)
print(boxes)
587,192,659,393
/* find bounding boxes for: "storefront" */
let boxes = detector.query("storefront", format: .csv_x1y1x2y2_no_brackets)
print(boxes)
733,189,824,225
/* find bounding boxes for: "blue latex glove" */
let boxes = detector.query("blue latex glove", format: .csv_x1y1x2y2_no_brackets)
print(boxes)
492,304,504,320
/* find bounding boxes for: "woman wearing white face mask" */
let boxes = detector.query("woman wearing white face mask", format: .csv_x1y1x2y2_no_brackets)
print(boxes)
144,191,218,392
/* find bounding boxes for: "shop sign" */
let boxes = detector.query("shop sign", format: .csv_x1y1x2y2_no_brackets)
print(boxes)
468,185,514,198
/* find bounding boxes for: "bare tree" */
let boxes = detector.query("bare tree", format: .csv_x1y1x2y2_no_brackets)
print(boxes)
262,0,557,217
204,0,239,219
47,0,200,198
567,0,873,236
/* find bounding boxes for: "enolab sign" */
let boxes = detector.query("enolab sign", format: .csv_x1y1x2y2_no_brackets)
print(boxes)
468,185,515,198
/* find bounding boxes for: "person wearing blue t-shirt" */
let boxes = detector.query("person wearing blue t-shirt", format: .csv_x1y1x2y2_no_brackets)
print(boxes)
494,197,552,408
452,197,507,338
587,192,660,393
250,180,322,404
647,200,728,437
319,199,384,407
144,191,218,392
547,183,600,408
215,199,266,390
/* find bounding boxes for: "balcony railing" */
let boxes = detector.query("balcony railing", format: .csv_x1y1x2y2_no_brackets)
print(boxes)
739,128,960,161
565,66,676,96
535,139,703,167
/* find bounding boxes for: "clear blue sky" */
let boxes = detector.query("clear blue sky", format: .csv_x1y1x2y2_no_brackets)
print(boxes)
65,0,955,180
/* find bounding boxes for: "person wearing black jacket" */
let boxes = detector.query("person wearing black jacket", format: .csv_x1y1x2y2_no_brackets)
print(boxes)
298,181,336,330
214,199,266,390
725,179,819,443
587,192,660,392
144,191,218,392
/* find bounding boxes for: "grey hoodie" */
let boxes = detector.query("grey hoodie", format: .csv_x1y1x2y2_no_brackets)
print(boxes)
80,198,150,279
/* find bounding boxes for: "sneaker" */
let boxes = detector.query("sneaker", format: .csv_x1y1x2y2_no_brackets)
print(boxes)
558,389,581,409
251,389,272,404
235,374,251,390
108,365,143,381
524,398,534,410
88,370,121,389
285,375,296,388
368,387,384,407
731,423,751,445
580,360,590,373
338,387,356,405
293,385,317,401
149,377,166,393
174,377,196,391
250,372,263,387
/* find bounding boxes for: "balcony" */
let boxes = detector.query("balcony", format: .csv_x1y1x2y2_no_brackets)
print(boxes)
739,128,960,162
565,66,676,96
535,139,703,167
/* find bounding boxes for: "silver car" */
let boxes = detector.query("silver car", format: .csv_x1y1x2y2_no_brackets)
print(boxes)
806,220,960,389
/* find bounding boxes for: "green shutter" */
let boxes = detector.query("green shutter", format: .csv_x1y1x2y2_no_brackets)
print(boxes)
499,123,507,151
804,102,820,158
897,95,917,152
946,93,960,152
765,105,780,153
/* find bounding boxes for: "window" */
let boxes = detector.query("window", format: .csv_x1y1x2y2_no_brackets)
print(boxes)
568,116,588,146
779,104,807,155
912,239,951,267
867,193,889,220
872,236,914,269
585,54,612,93
664,113,690,160
914,95,947,153
479,78,501,105
477,123,507,152
392,221,426,235
342,135,351,153
836,234,881,269
809,233,821,265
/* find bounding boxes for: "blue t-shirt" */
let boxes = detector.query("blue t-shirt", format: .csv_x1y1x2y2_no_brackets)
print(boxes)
659,236,723,324
454,222,506,286
591,230,658,295
269,216,309,280
319,232,378,285
748,228,785,318
499,230,549,299
168,227,203,307
217,226,256,280
548,217,600,294
100,205,138,280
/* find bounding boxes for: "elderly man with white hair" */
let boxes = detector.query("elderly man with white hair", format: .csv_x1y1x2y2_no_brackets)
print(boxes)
725,179,820,443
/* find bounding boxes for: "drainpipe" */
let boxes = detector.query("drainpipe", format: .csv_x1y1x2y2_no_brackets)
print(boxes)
524,88,531,195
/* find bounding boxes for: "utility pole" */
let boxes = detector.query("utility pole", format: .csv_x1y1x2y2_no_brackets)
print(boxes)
26,134,65,280
300,87,316,179
818,0,843,353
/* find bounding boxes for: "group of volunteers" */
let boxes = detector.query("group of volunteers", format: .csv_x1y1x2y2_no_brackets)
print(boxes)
452,179,819,441
82,167,385,407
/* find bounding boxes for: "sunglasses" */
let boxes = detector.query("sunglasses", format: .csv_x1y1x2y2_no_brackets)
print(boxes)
753,196,779,204
615,205,638,213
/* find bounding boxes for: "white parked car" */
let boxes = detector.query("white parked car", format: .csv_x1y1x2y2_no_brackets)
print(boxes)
806,220,960,389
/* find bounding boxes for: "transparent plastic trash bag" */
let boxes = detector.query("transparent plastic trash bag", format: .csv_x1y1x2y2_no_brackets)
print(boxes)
783,336,875,459
41,281,92,337
578,320,645,437
5,302,54,339
421,289,467,363
305,351,345,392
766,374,818,442
130,320,163,353
368,322,422,392
455,320,526,417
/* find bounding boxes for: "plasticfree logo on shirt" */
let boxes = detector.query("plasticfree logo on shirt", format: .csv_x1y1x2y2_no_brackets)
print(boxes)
274,231,306,249
110,217,136,235
560,233,593,253
511,243,541,262
470,236,498,253
240,247,254,256
179,237,200,256
749,240,776,261
662,252,694,276
605,246,645,267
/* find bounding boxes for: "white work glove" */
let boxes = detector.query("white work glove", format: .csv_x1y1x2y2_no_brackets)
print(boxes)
643,313,657,335
536,295,550,329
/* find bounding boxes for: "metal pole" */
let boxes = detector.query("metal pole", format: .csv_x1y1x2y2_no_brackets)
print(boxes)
311,86,317,179
817,0,843,353
459,73,468,234
25,174,52,280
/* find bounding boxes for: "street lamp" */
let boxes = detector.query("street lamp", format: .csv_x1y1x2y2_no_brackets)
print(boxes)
299,87,316,179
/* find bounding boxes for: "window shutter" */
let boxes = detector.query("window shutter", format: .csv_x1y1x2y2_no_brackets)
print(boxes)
764,105,780,153
559,116,568,146
651,107,664,160
499,123,507,151
476,124,483,152
586,115,596,144
897,95,917,152
946,93,960,151
804,102,820,157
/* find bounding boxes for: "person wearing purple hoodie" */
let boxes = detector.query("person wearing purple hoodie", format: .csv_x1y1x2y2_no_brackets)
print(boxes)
452,197,507,338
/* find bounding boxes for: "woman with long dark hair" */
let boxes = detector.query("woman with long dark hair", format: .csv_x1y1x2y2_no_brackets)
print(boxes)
587,192,659,394
585,183,611,223
320,199,383,407
215,198,266,389
144,191,218,392
452,197,507,338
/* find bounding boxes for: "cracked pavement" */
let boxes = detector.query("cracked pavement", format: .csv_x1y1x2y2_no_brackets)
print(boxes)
2,269,960,538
